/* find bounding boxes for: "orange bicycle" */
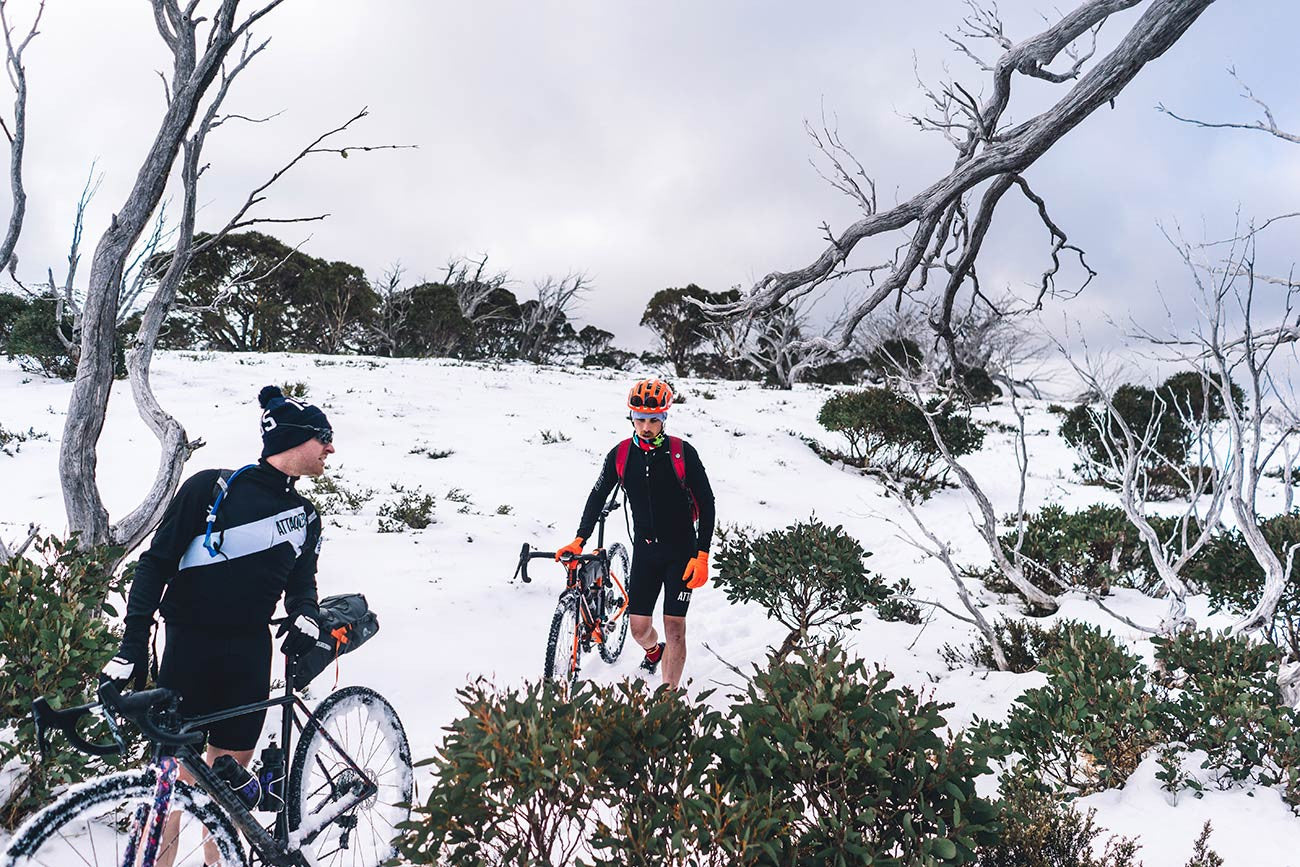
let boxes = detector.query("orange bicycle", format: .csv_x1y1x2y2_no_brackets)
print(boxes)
513,494,630,685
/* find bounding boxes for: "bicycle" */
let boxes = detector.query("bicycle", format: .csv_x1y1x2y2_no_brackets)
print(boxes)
1,651,412,867
513,494,630,685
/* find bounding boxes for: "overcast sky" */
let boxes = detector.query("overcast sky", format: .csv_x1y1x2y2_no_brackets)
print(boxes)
5,0,1299,353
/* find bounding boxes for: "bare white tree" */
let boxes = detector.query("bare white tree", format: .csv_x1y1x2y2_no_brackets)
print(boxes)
1153,232,1300,636
874,473,1010,671
59,1,410,554
0,0,42,276
713,0,1215,369
1061,349,1227,633
516,272,588,363
899,378,1061,614
744,299,841,389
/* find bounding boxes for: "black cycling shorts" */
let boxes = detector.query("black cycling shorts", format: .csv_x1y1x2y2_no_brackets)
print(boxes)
159,622,272,751
628,540,695,618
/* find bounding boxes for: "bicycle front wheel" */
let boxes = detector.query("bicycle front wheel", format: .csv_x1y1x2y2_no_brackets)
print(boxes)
599,542,631,664
543,590,582,685
289,686,413,867
1,768,247,867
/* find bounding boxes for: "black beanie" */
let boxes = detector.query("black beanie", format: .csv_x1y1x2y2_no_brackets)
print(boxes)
258,385,332,459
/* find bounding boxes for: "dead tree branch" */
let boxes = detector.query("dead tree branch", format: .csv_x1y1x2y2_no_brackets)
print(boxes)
1159,67,1300,146
711,0,1215,360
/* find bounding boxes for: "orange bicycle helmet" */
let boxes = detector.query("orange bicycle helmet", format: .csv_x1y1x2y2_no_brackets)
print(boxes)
627,378,673,413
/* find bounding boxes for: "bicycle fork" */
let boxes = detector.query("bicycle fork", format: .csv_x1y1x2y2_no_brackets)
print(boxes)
122,757,180,867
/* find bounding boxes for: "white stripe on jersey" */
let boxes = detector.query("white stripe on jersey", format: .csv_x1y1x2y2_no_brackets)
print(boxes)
178,506,315,570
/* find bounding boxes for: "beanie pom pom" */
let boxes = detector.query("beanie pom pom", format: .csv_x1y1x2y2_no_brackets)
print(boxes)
258,385,284,409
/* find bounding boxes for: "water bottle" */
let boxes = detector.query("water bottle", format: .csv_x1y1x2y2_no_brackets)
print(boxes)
212,754,262,810
257,742,286,813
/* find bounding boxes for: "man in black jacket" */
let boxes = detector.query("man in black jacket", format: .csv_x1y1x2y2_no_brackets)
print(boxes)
558,378,715,688
103,385,332,775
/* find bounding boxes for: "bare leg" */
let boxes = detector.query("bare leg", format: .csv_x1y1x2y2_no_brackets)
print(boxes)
157,745,255,867
630,614,658,651
661,616,687,689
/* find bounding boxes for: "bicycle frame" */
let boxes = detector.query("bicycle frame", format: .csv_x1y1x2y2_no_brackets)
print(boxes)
38,655,379,867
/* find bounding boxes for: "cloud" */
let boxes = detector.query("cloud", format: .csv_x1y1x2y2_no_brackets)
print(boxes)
1,0,1296,354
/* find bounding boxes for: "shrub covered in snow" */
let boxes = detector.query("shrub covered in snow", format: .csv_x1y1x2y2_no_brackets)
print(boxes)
1000,624,1161,796
815,387,984,494
714,518,893,660
942,617,1094,675
978,504,1180,596
1153,629,1300,798
977,775,1142,867
1186,512,1300,657
377,483,437,532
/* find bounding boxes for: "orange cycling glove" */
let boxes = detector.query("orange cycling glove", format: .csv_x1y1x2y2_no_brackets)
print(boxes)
682,551,709,590
556,537,584,561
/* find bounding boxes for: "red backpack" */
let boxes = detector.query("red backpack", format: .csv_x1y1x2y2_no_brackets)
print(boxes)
615,435,700,522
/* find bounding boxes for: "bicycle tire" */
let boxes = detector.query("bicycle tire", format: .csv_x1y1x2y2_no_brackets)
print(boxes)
1,768,247,867
543,590,582,685
598,542,631,664
288,686,413,867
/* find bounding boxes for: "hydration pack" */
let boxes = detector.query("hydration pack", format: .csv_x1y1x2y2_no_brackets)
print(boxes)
614,436,699,522
292,593,380,689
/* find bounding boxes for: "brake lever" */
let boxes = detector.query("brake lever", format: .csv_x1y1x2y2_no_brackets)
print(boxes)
515,542,531,583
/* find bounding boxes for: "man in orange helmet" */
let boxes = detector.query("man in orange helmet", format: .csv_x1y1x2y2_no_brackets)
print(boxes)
558,378,715,688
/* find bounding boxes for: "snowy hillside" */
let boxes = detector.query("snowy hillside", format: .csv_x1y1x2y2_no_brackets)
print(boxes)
4,351,1300,865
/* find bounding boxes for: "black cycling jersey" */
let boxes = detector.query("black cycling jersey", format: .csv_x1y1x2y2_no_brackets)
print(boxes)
122,461,322,654
576,437,715,552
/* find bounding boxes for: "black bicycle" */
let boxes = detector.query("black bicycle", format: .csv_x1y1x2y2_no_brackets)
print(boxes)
1,653,412,867
514,494,630,685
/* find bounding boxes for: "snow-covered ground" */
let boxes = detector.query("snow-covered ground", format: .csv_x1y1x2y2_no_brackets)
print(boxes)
3,351,1300,865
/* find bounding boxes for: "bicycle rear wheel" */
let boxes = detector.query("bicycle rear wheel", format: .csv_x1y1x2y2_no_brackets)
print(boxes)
598,542,630,664
288,686,413,867
1,768,246,867
543,590,582,685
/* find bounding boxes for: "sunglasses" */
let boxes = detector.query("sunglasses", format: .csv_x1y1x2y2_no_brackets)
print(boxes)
629,394,666,409
279,423,334,444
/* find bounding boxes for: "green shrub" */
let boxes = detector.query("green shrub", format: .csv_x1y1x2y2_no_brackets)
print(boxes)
945,364,1002,405
976,775,1141,866
403,648,1005,865
5,295,132,380
719,644,1005,865
0,537,133,826
281,380,309,399
1001,624,1162,796
399,679,608,866
1153,630,1300,797
980,504,1180,596
305,472,375,515
1187,511,1300,657
0,423,48,457
0,291,27,350
539,429,571,444
1157,370,1243,423
816,387,984,496
876,576,924,624
1059,383,1193,487
714,519,890,660
942,618,1092,674
377,483,436,532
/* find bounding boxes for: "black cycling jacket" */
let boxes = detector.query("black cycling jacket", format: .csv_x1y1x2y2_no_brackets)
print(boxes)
577,438,715,552
121,461,321,654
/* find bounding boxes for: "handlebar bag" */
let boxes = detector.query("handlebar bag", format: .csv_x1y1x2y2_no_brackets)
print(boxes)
292,593,380,689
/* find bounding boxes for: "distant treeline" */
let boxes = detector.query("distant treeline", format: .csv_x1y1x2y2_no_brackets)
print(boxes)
0,230,881,385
